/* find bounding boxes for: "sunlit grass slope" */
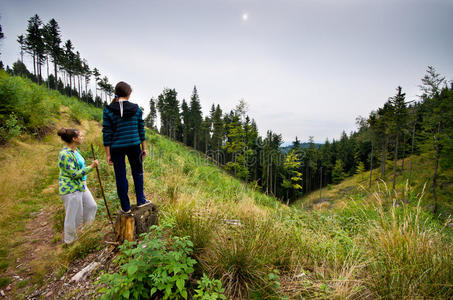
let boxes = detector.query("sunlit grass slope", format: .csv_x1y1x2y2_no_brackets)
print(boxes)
141,131,453,299
293,153,453,216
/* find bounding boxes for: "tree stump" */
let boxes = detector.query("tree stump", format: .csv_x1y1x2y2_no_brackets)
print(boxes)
114,203,159,243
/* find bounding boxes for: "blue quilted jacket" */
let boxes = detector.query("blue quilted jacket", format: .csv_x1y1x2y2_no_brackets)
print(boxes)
102,100,146,148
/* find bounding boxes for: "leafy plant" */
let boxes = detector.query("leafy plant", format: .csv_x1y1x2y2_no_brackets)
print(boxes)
193,273,227,300
0,113,22,143
98,223,197,299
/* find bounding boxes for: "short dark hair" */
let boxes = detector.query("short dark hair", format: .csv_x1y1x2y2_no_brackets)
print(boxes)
57,128,79,143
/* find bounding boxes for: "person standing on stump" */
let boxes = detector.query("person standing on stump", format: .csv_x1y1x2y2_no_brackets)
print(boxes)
57,128,98,244
102,81,151,213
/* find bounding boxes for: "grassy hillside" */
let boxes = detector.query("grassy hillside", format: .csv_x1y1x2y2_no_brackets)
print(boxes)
293,153,453,214
0,72,452,299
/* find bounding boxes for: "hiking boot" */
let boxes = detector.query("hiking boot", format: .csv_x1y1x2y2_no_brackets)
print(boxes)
137,200,152,208
119,208,131,214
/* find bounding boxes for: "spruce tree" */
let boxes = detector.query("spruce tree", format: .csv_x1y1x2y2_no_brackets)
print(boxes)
419,67,452,214
390,86,407,189
156,88,180,140
180,99,190,145
282,149,303,202
25,14,45,82
145,98,157,130
17,35,26,63
211,104,224,165
189,86,202,150
332,160,346,184
42,19,62,87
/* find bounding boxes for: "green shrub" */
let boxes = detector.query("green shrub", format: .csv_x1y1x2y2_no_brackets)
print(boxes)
98,223,197,299
0,113,22,143
193,274,226,300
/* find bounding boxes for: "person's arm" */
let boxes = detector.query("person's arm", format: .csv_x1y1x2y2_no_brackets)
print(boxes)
138,108,147,157
105,146,113,165
102,108,114,165
141,140,147,158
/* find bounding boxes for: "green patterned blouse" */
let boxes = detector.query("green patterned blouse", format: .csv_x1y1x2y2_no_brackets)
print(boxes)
58,147,94,195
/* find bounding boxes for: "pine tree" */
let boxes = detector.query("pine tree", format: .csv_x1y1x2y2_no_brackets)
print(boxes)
92,67,101,99
17,35,26,63
390,86,407,189
419,67,452,214
211,104,224,165
180,99,190,145
200,116,211,154
356,161,365,174
223,102,253,181
367,112,378,188
42,18,62,88
63,40,75,94
332,160,346,184
189,86,202,150
281,149,303,203
144,98,157,129
156,88,180,140
25,14,45,82
376,100,394,178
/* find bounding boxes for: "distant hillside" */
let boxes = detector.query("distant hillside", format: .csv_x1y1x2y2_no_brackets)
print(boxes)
279,141,322,153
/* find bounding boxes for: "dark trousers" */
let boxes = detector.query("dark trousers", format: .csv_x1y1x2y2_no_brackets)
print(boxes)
111,144,146,211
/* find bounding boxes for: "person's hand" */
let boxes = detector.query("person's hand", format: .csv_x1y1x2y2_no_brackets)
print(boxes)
107,155,113,166
91,159,99,168
142,149,147,158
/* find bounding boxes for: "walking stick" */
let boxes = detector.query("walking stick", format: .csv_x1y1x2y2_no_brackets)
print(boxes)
91,144,114,230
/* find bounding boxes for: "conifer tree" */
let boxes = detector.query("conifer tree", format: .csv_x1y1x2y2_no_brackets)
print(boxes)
223,101,253,181
25,14,45,82
180,99,190,145
145,98,157,129
332,160,346,184
376,100,394,178
210,104,224,165
157,88,180,140
63,40,75,94
200,116,211,154
390,86,407,189
17,35,26,63
42,19,62,87
92,67,100,98
281,149,303,202
189,86,202,150
419,67,452,214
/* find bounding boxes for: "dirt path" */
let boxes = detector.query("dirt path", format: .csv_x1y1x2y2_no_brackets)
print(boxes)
1,206,60,298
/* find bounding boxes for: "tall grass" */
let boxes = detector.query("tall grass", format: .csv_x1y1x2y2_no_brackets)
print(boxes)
365,183,453,298
137,129,453,299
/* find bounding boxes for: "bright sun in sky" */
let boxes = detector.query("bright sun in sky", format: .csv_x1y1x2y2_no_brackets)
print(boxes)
242,13,248,21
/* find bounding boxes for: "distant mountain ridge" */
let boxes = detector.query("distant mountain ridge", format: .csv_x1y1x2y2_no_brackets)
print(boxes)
279,141,323,153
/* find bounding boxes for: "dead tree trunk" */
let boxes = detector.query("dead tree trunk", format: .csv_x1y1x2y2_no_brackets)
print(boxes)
115,203,159,243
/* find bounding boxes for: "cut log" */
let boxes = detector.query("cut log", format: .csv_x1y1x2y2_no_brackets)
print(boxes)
114,203,159,243
70,262,100,282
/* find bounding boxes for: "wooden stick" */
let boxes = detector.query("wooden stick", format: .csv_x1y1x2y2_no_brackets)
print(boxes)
91,144,114,230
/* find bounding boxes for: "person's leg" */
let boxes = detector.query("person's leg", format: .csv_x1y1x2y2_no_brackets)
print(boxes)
82,184,97,225
126,144,147,205
111,147,131,211
61,192,83,244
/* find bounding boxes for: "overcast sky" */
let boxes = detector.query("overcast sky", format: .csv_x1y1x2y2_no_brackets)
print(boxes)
1,0,452,144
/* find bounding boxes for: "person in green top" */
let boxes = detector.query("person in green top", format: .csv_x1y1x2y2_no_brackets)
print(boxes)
57,128,99,244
